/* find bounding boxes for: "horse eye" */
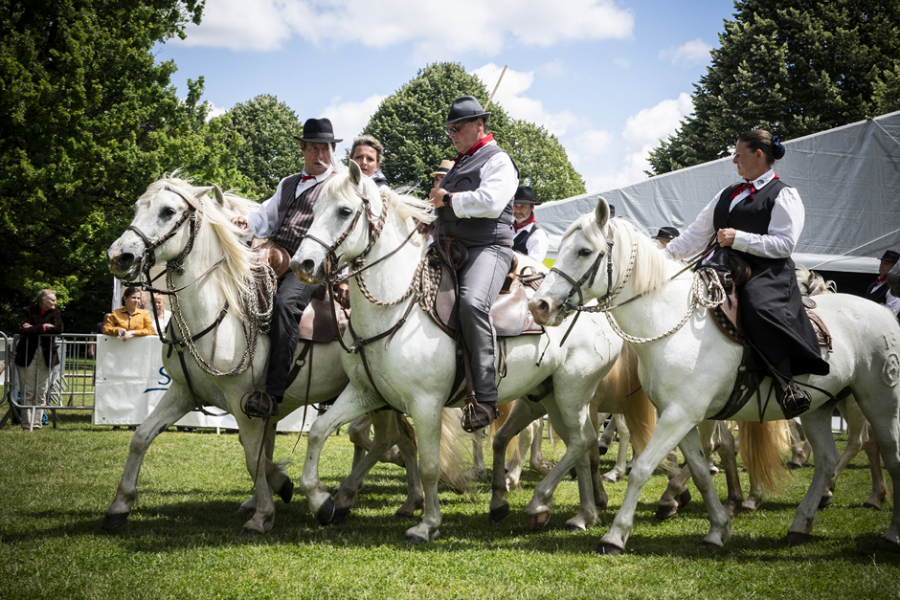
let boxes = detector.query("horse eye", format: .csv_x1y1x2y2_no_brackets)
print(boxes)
160,207,176,219
338,206,353,218
578,248,593,257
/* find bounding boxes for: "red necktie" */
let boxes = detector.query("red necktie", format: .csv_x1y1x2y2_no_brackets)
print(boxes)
729,181,755,200
300,174,316,182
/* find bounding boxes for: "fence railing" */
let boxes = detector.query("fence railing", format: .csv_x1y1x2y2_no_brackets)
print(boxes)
2,333,98,430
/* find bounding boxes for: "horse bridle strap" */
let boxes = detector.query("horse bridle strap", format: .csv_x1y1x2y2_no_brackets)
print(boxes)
549,234,613,347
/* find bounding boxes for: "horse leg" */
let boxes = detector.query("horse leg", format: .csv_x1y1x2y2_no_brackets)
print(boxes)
787,419,811,469
598,412,709,555
603,413,630,483
238,419,292,514
717,421,745,517
235,414,280,536
299,387,381,526
597,413,614,455
853,389,900,544
678,427,732,549
465,430,488,482
528,418,554,476
102,387,193,530
655,463,692,520
392,413,424,518
347,414,374,470
526,396,601,532
788,407,841,545
490,399,547,521
506,422,532,490
403,403,444,544
863,424,889,510
701,419,720,476
822,397,866,508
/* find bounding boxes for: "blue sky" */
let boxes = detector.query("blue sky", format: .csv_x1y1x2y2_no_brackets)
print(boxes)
158,0,738,194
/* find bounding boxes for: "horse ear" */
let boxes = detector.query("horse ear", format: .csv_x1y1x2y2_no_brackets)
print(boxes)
348,160,362,187
595,196,610,229
192,186,213,203
212,185,226,207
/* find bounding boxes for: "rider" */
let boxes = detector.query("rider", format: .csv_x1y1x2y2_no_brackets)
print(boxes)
428,96,518,432
512,185,549,262
232,118,341,418
662,129,829,418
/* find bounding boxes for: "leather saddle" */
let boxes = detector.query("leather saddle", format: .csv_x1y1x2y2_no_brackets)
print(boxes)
428,245,544,339
298,296,343,343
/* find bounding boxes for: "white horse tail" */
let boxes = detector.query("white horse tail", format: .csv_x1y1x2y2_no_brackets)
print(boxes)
739,420,790,493
618,344,656,455
439,408,470,494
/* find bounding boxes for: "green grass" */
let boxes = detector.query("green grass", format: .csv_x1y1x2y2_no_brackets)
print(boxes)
0,414,898,600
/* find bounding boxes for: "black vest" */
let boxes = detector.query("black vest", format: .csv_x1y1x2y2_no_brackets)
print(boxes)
866,281,890,304
271,174,324,256
513,222,543,255
713,179,788,236
437,143,519,247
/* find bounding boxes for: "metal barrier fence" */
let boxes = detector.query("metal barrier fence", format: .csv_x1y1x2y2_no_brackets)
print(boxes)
1,333,97,430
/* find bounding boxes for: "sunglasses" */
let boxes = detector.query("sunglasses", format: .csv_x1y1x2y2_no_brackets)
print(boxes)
444,120,473,136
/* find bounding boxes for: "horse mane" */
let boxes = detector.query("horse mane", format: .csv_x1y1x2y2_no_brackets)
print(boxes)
141,173,258,313
796,264,837,296
563,213,672,296
317,170,436,228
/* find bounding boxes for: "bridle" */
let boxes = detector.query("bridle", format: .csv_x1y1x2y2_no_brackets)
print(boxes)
127,185,202,279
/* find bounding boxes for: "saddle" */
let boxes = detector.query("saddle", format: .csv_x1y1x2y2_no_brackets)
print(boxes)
428,244,544,339
298,296,343,343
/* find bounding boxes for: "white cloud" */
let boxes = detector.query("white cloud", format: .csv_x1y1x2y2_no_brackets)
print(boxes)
536,60,565,78
173,0,634,57
205,101,229,121
659,38,713,67
471,63,587,137
613,57,631,69
318,94,387,154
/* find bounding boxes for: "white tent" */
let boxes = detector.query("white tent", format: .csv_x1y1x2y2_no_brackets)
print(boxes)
535,110,900,278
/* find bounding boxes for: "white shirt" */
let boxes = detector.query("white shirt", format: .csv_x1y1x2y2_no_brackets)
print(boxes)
448,141,519,220
514,221,550,262
871,282,900,314
154,309,171,334
665,169,804,261
246,170,334,240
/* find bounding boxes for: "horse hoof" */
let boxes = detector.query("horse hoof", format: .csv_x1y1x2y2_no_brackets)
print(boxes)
316,497,335,526
239,527,263,537
879,532,900,545
332,506,351,525
595,500,608,512
235,504,253,515
489,503,510,523
527,512,550,531
598,445,609,456
101,512,129,531
701,540,723,550
278,479,294,504
655,505,678,520
709,467,719,477
787,461,802,471
596,542,624,555
678,489,692,509
405,532,429,545
565,522,586,533
863,501,882,511
787,532,811,547
818,495,833,510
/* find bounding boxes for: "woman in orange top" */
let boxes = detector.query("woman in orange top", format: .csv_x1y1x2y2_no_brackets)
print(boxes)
102,286,155,339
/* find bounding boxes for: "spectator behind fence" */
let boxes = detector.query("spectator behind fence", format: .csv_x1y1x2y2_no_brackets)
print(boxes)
152,296,171,335
103,286,155,340
15,289,63,431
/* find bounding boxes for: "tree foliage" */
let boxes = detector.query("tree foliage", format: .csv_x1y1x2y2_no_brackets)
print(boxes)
363,62,583,202
212,95,305,200
647,0,900,175
505,120,585,203
0,0,249,331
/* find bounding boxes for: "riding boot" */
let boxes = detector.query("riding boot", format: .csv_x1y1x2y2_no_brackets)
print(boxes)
461,400,499,433
773,359,811,419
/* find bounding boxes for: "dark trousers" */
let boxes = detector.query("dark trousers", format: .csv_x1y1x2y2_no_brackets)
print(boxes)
266,274,315,397
457,244,514,405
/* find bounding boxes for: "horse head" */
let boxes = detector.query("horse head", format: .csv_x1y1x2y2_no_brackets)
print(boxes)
530,197,612,326
107,180,214,280
292,160,384,284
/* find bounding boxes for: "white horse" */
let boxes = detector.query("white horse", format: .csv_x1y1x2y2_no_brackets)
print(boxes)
291,162,623,542
104,175,422,535
530,198,900,553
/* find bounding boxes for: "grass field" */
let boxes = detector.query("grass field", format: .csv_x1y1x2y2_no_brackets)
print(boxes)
1,412,899,600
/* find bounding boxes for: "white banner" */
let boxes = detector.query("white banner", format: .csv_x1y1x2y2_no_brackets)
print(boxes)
93,335,316,431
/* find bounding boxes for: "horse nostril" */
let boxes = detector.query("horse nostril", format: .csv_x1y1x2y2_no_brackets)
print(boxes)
116,252,135,268
535,300,549,316
301,259,316,274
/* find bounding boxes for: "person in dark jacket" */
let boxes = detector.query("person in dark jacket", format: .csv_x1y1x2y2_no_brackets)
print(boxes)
15,289,63,430
865,250,899,316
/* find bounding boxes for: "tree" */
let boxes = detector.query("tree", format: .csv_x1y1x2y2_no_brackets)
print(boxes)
505,120,585,203
647,0,900,175
212,95,305,200
0,0,249,331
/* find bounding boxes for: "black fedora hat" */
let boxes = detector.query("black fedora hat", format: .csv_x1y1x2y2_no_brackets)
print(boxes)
443,96,491,126
514,186,539,205
296,118,342,144
654,226,680,241
881,250,900,263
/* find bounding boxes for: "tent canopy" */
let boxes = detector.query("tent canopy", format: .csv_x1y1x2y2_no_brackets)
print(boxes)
535,111,900,274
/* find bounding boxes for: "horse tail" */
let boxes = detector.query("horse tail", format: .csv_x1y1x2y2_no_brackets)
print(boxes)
739,420,789,493
439,408,470,494
398,413,417,453
619,344,655,455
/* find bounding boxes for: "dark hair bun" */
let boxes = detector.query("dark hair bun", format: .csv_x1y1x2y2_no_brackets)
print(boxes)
772,135,786,160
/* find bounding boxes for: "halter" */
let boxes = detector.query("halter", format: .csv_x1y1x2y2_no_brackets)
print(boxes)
127,185,202,277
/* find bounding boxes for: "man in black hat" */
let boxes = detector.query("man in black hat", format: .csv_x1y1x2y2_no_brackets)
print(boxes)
512,185,549,262
232,117,341,417
865,250,900,315
428,96,519,432
652,226,680,249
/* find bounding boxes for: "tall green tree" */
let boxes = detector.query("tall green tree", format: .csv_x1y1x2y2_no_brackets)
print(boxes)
505,120,585,203
0,0,248,331
213,95,305,200
647,0,900,175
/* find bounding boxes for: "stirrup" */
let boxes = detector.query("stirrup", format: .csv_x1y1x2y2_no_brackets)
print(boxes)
241,390,279,419
779,383,811,420
461,402,498,433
